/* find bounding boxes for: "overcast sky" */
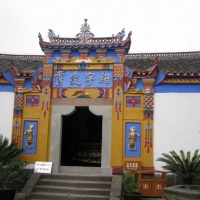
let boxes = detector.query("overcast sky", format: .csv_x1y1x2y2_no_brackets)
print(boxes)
0,0,200,55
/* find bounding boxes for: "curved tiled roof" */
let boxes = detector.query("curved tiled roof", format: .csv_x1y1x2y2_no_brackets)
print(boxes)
0,51,200,76
0,54,43,75
125,51,200,75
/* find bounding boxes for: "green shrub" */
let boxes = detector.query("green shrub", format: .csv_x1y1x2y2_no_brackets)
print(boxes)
0,134,29,190
122,172,139,194
0,159,29,190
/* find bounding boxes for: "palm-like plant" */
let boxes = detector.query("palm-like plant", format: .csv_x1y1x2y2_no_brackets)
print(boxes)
0,134,23,165
157,149,200,185
157,150,200,184
0,134,28,190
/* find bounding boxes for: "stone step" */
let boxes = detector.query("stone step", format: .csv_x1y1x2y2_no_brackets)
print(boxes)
37,178,111,188
33,185,111,196
27,173,112,199
40,173,112,182
142,198,165,200
29,191,110,200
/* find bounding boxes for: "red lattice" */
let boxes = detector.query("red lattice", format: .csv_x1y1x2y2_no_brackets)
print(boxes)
114,64,124,77
43,65,53,76
14,94,23,107
144,95,154,108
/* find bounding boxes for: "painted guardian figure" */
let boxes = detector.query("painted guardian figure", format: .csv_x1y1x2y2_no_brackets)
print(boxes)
128,126,140,151
24,123,35,149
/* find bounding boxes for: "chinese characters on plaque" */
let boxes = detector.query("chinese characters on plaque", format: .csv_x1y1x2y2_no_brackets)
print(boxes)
53,70,113,88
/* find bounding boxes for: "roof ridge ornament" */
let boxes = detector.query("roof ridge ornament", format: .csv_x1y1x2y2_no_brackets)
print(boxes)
38,20,132,53
48,29,59,43
76,19,95,43
116,28,126,41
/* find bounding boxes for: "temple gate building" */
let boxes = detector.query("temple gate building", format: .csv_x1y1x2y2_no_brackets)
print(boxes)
0,19,200,174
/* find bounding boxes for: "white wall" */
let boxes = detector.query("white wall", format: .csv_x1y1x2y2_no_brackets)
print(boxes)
0,92,15,142
154,93,200,170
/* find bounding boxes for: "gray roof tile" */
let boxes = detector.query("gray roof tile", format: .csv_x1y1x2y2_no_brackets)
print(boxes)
0,54,43,74
125,51,200,73
0,51,200,76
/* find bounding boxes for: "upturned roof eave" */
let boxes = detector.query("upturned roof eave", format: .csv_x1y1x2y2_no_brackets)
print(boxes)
39,37,131,51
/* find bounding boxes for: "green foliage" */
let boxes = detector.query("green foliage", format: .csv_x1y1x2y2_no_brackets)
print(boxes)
0,159,29,190
157,149,200,185
0,134,28,190
122,172,139,194
0,134,23,165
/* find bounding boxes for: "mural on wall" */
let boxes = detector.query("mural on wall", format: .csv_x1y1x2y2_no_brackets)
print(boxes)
125,122,141,157
56,87,109,98
23,120,38,154
72,88,91,98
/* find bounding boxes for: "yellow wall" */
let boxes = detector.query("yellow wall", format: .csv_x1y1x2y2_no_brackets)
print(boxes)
17,55,154,170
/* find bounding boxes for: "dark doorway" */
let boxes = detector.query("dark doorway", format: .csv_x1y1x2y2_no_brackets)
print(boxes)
61,106,102,167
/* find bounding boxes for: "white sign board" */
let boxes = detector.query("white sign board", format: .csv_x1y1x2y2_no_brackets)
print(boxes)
34,161,52,173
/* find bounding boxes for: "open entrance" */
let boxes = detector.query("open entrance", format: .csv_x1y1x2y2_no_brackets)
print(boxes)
61,106,102,167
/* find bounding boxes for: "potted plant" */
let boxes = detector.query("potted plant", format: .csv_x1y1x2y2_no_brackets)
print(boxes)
0,134,28,200
122,172,142,200
157,149,200,185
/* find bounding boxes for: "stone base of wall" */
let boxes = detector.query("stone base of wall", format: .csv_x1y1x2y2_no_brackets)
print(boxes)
166,174,200,186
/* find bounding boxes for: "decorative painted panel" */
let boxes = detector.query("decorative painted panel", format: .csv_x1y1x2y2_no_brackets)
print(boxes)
144,112,153,153
57,88,68,98
12,92,24,144
26,95,40,106
53,70,113,88
126,96,141,107
125,122,141,157
23,120,38,154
